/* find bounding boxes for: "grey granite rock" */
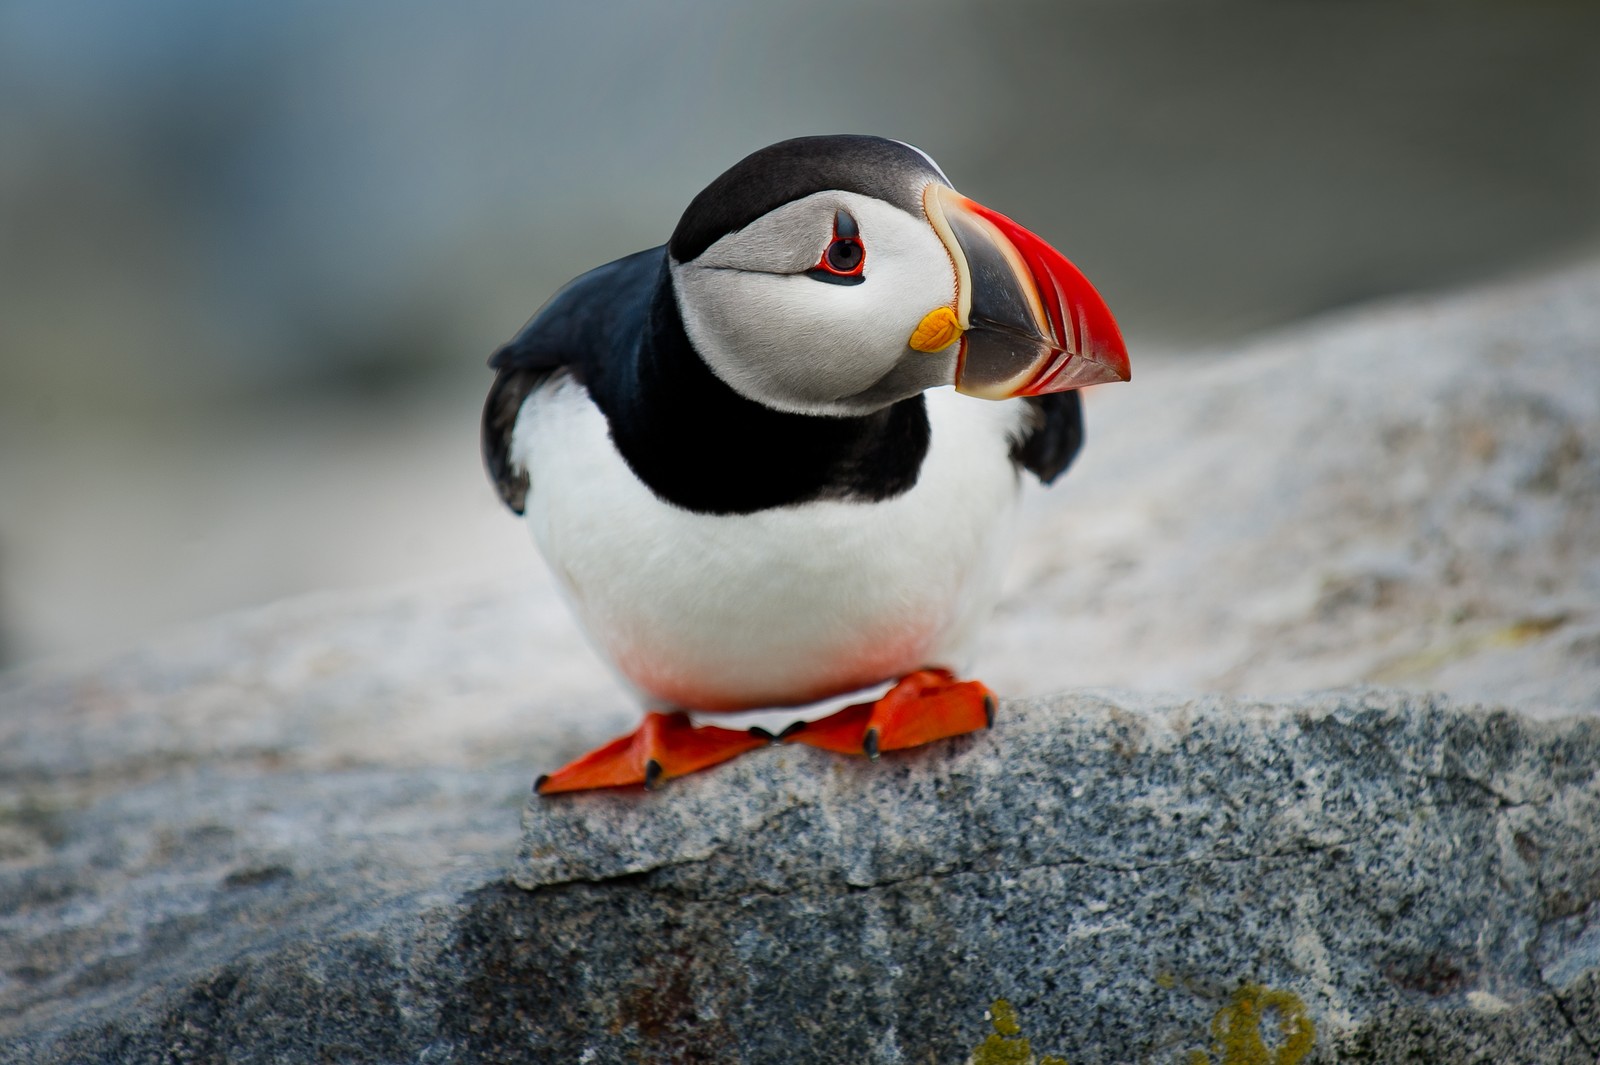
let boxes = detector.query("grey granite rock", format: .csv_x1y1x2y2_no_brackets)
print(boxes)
491,690,1600,1064
4,261,1600,1061
5,689,1600,1063
990,258,1600,715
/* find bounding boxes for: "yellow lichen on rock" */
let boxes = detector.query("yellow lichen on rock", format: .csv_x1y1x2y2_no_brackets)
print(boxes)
970,999,1068,1065
1191,983,1315,1065
973,982,1311,1065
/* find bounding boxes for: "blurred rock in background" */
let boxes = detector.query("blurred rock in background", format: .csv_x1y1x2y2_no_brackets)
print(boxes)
2,0,1599,666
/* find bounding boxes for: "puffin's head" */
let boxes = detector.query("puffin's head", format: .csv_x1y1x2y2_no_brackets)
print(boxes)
667,135,1129,417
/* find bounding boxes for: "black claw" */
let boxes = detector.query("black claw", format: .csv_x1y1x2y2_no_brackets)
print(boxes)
864,728,880,762
749,725,776,743
984,695,997,729
776,720,808,741
644,759,663,790
533,774,549,794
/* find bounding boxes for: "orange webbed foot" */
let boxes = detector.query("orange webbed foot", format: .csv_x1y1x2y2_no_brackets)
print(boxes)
783,669,996,759
535,711,769,795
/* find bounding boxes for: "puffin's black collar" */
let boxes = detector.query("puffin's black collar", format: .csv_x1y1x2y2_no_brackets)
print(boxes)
598,256,932,516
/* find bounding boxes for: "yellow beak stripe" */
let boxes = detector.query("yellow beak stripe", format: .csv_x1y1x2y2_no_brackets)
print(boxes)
908,306,963,353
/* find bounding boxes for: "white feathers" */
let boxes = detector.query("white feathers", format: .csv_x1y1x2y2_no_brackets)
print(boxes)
512,380,1026,712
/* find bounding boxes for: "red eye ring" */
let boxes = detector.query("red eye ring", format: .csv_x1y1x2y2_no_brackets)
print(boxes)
810,210,865,279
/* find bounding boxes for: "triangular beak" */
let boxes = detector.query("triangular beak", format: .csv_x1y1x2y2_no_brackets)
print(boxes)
924,184,1130,399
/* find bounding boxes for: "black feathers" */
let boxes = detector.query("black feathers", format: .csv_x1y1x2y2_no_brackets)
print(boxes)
482,246,1083,514
1011,390,1085,485
609,270,931,514
481,249,662,514
480,248,934,516
481,366,553,513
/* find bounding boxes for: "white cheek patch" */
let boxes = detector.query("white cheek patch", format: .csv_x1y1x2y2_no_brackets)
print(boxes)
673,190,957,415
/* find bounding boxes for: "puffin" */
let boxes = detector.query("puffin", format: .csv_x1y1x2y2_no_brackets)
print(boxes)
481,135,1129,794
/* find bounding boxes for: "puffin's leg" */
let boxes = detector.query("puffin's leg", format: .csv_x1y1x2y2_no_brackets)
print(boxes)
535,711,768,795
784,669,996,759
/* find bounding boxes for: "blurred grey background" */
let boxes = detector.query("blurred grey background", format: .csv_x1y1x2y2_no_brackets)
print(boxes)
2,0,1598,668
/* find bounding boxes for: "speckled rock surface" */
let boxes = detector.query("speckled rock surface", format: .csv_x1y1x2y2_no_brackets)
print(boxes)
990,258,1600,714
487,690,1600,1064
3,260,1600,1062
5,689,1600,1064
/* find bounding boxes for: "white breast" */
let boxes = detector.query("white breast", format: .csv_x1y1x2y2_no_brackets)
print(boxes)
512,381,1025,712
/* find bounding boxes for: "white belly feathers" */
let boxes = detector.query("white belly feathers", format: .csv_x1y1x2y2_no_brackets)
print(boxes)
512,380,1024,712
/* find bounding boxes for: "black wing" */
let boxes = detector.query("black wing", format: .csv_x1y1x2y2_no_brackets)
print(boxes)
1011,390,1084,485
480,247,666,514
482,363,559,514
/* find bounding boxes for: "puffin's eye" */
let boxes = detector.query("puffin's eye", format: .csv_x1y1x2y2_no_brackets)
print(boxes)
824,238,864,273
806,210,866,285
